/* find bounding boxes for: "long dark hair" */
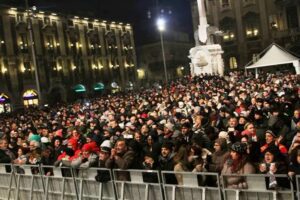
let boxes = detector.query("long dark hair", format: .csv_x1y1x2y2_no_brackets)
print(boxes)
230,153,249,173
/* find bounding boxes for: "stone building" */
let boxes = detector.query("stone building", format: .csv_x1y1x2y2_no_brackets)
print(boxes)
0,5,137,112
190,0,300,71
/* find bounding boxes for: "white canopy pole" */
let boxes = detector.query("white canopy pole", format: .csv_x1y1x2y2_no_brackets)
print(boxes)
293,60,300,75
255,68,258,79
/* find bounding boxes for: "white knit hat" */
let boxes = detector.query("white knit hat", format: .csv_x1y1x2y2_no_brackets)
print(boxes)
218,131,230,144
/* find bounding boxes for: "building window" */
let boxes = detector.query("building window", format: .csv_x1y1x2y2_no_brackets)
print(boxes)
23,90,39,107
19,34,29,53
229,57,238,69
243,12,260,39
220,17,236,43
17,14,24,23
0,93,11,113
44,17,50,25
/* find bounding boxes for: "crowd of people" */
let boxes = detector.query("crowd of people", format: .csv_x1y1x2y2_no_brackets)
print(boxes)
0,72,300,189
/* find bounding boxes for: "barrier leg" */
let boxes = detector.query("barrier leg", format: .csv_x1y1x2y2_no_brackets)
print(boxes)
15,175,20,200
202,188,206,200
45,177,49,200
29,176,34,200
272,191,277,200
79,179,83,200
144,184,149,200
61,178,65,200
7,172,13,200
120,182,125,200
172,185,176,200
71,168,80,200
235,190,240,200
98,182,103,200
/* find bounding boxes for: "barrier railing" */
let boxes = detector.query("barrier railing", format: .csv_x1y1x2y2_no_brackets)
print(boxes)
41,165,78,200
0,164,15,200
112,169,163,200
76,167,115,200
161,171,221,200
0,164,298,200
221,173,294,200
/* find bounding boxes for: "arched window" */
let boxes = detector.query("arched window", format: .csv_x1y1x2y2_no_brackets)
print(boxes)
23,90,39,107
229,57,238,69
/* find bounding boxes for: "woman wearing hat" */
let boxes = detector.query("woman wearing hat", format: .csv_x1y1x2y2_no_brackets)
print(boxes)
221,142,255,189
258,145,289,189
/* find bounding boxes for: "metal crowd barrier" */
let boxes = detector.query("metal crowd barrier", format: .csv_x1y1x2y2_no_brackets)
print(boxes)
76,167,115,200
221,173,294,200
161,171,221,200
0,164,298,200
0,164,15,200
113,169,163,200
13,164,45,200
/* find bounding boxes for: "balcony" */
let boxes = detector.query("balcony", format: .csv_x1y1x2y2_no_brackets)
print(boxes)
220,3,232,12
271,28,300,39
242,0,256,7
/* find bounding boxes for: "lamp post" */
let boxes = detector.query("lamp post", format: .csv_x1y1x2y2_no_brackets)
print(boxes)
156,18,168,84
25,0,41,105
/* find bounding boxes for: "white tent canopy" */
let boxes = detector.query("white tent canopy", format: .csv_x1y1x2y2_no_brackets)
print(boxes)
245,43,300,74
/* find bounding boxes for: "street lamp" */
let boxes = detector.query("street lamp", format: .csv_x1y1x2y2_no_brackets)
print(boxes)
156,17,168,84
25,0,41,105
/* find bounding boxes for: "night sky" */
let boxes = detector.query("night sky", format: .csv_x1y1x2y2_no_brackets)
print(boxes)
1,0,193,45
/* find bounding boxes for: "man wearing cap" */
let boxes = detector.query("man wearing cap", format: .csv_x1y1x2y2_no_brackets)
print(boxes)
260,130,287,155
95,143,111,183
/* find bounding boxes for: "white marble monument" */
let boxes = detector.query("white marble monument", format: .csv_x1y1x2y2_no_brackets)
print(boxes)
189,0,224,76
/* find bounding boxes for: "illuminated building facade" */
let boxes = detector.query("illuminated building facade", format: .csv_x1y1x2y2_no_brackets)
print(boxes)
0,6,137,112
190,0,300,71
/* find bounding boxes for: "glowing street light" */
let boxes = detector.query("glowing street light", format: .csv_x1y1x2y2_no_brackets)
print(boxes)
156,17,168,84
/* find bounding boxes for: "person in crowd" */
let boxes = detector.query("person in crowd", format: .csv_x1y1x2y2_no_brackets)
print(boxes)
105,139,135,180
260,130,288,155
0,138,16,161
71,143,98,168
14,147,28,165
158,142,177,184
221,142,256,189
173,146,189,185
180,122,194,145
258,145,289,189
209,138,229,173
288,145,300,177
95,143,111,183
0,139,12,164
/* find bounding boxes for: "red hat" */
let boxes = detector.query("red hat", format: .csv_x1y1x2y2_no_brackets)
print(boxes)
81,143,92,152
55,129,63,138
68,138,78,150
